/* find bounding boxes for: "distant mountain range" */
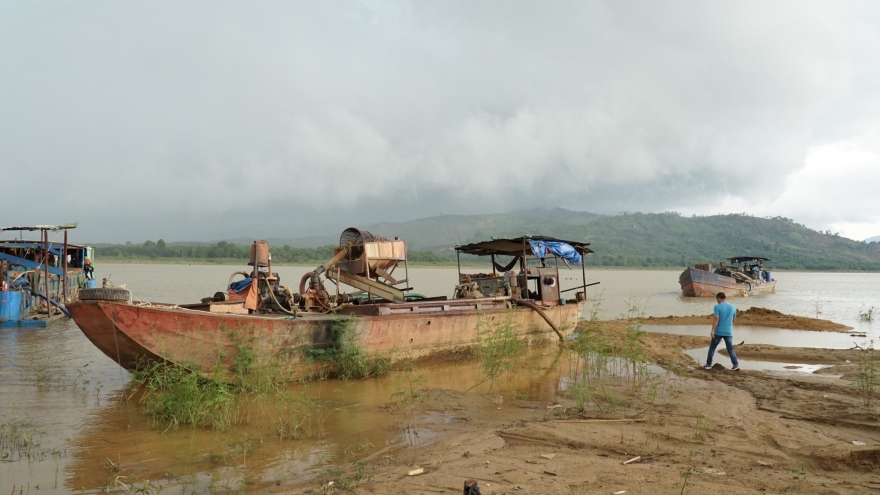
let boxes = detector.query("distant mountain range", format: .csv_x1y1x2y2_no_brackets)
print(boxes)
866,235,880,244
221,209,880,271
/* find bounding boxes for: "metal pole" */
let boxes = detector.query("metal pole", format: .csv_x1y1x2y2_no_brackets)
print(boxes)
456,250,461,281
43,229,51,318
581,249,587,293
491,254,496,276
522,239,529,295
62,229,68,304
251,241,258,279
403,251,410,292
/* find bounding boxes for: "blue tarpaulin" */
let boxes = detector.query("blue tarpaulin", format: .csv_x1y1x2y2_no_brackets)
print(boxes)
528,240,582,265
229,278,253,293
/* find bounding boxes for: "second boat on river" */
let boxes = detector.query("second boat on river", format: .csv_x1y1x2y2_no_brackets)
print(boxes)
679,256,776,297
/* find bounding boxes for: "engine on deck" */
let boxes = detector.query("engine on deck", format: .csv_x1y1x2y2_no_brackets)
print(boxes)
258,272,299,313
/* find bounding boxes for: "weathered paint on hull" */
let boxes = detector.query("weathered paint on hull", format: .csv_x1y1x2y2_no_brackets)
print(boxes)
67,298,585,379
679,268,776,297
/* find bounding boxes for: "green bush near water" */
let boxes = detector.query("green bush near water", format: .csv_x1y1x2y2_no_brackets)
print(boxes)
130,361,239,431
129,320,392,432
307,318,391,380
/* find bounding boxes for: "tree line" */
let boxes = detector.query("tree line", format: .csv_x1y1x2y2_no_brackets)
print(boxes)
95,240,449,264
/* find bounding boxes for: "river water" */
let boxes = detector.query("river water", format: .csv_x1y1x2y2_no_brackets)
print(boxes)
1,264,878,493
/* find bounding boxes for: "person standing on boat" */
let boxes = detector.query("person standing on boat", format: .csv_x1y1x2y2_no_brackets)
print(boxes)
703,292,740,371
753,260,764,281
83,256,94,280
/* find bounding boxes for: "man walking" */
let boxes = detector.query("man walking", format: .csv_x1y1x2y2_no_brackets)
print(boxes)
704,292,740,371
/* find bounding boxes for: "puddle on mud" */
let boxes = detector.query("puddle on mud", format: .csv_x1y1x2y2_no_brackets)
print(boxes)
681,347,831,374
643,324,853,373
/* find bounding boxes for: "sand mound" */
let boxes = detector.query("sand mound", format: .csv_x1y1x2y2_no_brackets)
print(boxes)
645,307,852,332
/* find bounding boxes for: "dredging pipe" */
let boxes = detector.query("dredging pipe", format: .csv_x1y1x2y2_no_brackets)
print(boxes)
512,297,564,343
299,248,350,295
36,292,72,318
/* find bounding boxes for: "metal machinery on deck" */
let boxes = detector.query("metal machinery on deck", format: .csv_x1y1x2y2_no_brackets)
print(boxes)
453,236,595,306
215,228,413,315
206,230,595,316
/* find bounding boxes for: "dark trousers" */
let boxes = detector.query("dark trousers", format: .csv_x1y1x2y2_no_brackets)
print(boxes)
706,335,738,367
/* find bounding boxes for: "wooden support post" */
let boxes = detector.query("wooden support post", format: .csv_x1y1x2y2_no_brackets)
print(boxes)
403,249,410,292
580,248,587,301
62,230,68,304
43,229,51,318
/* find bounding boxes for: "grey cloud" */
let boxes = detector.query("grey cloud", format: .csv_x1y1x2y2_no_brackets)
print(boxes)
2,1,879,242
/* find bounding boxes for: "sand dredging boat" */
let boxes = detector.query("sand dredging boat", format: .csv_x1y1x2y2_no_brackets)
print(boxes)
67,228,593,380
1,223,96,327
679,256,776,297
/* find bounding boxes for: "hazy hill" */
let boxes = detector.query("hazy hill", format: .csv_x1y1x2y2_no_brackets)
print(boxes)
571,213,880,270
224,208,605,252
271,210,880,270
98,209,880,270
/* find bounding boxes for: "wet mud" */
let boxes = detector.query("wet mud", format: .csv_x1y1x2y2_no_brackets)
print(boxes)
266,313,880,495
5,309,879,494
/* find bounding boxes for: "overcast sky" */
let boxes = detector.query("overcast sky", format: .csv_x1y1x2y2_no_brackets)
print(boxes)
3,1,879,243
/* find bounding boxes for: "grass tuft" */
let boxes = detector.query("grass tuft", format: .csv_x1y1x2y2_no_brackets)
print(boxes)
309,318,391,380
474,315,527,388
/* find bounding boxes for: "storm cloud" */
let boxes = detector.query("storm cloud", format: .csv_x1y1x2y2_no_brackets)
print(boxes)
3,1,879,242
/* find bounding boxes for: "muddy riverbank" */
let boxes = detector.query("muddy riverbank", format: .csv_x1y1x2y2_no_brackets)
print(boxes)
4,263,879,494
266,314,880,495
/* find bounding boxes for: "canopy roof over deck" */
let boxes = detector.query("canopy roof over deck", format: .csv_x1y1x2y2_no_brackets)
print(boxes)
455,236,593,257
1,223,77,232
729,256,771,264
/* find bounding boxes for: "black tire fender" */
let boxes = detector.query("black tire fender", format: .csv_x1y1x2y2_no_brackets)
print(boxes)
78,288,130,301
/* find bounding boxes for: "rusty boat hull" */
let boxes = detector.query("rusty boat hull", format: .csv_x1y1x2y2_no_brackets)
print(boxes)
679,267,776,297
67,297,585,379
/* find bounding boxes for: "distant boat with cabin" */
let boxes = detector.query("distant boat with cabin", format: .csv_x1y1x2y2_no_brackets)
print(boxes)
679,256,776,297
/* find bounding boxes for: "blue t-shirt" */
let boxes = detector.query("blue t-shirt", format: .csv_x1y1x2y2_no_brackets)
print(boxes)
713,301,736,336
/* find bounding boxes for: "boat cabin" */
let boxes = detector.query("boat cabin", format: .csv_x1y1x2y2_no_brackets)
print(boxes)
714,256,773,282
454,236,594,306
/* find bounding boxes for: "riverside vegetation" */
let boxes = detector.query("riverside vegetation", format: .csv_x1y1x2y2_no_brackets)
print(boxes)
95,240,447,265
129,319,391,433
564,299,657,414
